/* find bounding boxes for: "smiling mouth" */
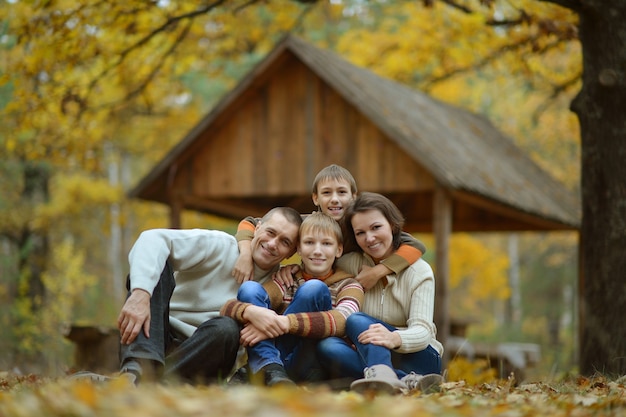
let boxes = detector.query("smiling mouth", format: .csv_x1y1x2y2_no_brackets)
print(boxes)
261,244,276,257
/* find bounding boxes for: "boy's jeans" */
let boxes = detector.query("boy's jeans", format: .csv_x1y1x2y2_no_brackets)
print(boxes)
237,279,331,381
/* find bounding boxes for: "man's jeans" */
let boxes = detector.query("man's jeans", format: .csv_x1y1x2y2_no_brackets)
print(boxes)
317,312,442,379
119,262,240,383
237,279,332,382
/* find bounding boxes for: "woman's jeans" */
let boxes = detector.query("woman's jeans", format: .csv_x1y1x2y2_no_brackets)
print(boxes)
237,279,332,382
119,262,241,383
317,312,442,379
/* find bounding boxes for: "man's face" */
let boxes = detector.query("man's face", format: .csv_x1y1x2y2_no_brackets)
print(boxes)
251,212,299,270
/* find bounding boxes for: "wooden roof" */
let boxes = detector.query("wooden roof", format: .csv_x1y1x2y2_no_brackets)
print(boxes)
129,35,580,232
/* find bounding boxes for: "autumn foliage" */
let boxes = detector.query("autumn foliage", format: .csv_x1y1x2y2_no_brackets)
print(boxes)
0,0,581,377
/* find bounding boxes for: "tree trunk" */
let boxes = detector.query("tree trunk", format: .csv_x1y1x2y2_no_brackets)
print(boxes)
18,161,51,307
567,0,626,376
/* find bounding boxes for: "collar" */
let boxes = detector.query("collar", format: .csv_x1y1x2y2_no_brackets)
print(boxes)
301,268,335,282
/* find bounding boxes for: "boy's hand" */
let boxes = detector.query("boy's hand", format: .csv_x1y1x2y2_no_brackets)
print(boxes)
232,240,254,283
356,264,391,290
273,264,300,288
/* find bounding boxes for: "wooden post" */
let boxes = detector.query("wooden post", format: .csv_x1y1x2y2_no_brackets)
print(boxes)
433,185,452,366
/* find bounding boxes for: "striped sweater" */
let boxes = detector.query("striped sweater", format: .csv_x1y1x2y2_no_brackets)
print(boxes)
221,267,364,338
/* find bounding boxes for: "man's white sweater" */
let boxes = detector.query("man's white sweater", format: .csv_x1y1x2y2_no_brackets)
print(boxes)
128,228,276,338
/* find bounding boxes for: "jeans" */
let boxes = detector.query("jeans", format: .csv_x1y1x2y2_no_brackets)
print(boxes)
317,312,442,379
237,279,332,382
119,262,241,384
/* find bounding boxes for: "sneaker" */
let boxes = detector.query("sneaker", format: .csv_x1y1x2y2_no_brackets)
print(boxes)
350,365,406,394
69,370,137,386
401,372,443,393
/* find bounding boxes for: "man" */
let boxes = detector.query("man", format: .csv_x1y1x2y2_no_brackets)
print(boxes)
113,206,302,384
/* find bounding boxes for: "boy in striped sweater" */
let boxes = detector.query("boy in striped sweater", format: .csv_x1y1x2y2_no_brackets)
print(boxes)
220,212,364,386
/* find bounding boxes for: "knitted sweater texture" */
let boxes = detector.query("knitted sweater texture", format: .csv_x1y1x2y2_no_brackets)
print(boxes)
221,268,364,338
338,252,444,355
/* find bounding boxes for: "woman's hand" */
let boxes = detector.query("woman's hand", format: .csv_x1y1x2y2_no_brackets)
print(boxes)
357,323,402,350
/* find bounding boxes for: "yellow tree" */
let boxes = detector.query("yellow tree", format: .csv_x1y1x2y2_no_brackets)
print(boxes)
0,0,309,371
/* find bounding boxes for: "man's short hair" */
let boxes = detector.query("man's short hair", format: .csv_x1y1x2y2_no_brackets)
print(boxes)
262,207,303,228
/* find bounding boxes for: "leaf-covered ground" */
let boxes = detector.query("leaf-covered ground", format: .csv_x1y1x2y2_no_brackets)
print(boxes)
1,373,624,417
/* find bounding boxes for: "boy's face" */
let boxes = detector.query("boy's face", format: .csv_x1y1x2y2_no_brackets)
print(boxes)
312,178,355,221
297,230,343,277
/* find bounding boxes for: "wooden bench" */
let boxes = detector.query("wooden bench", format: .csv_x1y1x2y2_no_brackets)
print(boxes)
64,325,120,373
446,319,541,382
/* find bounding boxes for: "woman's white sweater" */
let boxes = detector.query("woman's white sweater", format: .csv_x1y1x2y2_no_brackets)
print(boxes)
337,252,444,355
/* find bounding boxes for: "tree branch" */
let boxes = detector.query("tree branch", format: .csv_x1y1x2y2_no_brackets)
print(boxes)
86,0,227,98
439,0,474,14
537,0,582,13
421,34,542,89
531,70,582,124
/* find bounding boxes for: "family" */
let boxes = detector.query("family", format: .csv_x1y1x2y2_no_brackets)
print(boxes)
77,164,444,395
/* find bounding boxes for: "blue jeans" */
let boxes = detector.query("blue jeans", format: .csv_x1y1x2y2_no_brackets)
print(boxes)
317,312,442,379
237,279,332,382
119,262,241,383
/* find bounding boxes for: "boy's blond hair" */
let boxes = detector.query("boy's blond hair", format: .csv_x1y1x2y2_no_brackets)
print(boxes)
311,164,358,195
299,211,343,245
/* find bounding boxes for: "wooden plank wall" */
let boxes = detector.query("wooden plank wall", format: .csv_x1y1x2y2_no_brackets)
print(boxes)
171,52,434,201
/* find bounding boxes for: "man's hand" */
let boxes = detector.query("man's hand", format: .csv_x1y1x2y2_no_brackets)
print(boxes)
273,264,299,288
357,323,402,350
355,264,391,291
117,289,151,345
232,241,254,283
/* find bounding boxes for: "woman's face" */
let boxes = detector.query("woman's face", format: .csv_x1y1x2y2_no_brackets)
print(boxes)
351,209,394,261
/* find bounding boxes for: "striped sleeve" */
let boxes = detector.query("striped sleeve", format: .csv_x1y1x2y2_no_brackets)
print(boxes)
220,278,287,323
220,299,250,322
381,232,425,274
286,278,363,338
234,216,259,242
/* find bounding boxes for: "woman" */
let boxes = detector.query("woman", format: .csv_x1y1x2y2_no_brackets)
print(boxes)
317,192,443,394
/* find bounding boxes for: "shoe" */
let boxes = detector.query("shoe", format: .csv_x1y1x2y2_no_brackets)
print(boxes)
401,372,443,393
258,364,296,387
350,365,406,394
228,366,249,385
69,370,137,386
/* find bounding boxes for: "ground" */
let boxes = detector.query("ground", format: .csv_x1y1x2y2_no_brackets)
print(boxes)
1,373,625,417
